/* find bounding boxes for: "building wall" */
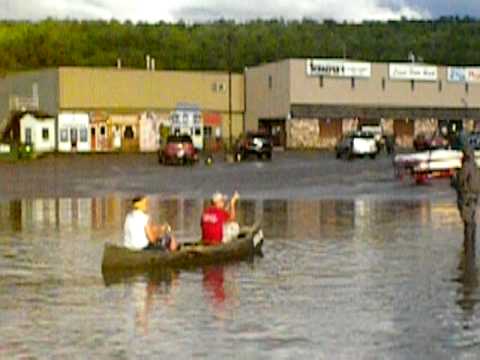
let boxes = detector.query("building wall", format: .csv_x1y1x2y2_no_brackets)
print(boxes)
58,67,245,142
287,119,342,149
58,67,244,113
289,60,480,109
245,61,291,132
19,114,56,152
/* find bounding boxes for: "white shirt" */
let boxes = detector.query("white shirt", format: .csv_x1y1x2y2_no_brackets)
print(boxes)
123,210,150,250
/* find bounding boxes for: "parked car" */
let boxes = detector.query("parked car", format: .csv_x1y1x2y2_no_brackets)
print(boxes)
335,131,378,159
234,132,273,161
413,133,449,151
158,135,198,165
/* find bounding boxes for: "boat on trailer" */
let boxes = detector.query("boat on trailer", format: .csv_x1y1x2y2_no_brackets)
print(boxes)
394,149,480,184
101,224,264,280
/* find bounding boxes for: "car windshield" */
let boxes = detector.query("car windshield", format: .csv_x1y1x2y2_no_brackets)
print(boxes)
167,135,192,143
352,132,375,139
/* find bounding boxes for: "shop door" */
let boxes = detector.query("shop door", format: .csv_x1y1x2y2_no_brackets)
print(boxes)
91,127,96,151
70,128,78,150
319,119,342,141
259,119,286,147
393,120,414,147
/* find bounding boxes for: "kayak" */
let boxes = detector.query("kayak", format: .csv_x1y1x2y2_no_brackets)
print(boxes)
101,224,264,280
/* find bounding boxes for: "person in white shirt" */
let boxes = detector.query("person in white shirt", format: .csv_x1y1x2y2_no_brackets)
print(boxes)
124,196,178,251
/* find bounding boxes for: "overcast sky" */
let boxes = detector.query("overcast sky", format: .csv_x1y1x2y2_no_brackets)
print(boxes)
1,0,479,23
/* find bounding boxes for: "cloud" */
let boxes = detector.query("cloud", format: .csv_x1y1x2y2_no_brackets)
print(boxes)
171,0,427,22
0,0,479,23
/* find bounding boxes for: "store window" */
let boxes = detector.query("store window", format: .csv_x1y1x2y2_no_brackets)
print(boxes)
25,128,32,144
60,129,68,142
182,113,189,126
194,114,201,125
100,126,106,136
194,127,202,136
124,126,135,139
80,128,88,142
42,128,49,140
204,126,213,138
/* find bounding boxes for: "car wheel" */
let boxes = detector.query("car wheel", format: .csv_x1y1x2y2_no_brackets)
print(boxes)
369,153,376,159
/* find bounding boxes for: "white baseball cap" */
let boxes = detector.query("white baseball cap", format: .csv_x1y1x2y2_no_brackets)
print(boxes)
212,192,227,203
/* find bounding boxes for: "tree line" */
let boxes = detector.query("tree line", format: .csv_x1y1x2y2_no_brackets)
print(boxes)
0,17,479,74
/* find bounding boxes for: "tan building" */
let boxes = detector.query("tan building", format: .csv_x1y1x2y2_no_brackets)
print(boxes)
0,67,245,151
246,59,480,149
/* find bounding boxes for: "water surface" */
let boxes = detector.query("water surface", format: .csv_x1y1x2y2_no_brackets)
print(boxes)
0,196,479,359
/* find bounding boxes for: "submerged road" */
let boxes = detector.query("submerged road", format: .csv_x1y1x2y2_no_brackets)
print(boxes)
0,151,456,201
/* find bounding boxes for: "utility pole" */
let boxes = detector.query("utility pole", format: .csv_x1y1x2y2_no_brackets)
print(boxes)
227,32,233,151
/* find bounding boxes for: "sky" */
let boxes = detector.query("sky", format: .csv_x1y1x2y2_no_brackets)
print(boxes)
0,0,479,23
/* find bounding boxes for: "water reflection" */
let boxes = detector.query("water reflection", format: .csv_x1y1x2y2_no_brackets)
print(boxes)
131,270,180,335
456,236,479,325
0,196,454,241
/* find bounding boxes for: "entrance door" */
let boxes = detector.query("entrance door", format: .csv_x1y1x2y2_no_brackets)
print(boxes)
70,128,78,150
91,127,96,151
259,119,286,147
319,119,343,141
393,119,414,148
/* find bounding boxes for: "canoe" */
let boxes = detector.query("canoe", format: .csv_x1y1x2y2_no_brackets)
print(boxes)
101,224,264,279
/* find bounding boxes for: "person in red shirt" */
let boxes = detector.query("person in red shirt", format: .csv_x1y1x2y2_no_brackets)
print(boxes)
201,191,240,246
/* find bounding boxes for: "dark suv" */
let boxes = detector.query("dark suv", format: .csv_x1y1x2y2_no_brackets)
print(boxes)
235,132,273,161
158,135,198,165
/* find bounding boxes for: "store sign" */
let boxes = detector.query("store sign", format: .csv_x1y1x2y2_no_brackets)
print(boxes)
389,64,438,81
306,59,371,78
467,68,480,83
448,67,480,83
448,67,467,82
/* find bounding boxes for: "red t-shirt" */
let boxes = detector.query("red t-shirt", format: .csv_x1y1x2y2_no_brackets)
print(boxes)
201,207,230,245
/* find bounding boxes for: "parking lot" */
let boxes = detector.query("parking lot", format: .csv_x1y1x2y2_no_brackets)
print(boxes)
0,151,456,201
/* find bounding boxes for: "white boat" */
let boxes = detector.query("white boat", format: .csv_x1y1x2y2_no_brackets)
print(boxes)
394,149,480,181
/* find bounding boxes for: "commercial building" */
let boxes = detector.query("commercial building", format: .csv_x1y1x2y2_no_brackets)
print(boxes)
0,67,245,152
246,59,480,149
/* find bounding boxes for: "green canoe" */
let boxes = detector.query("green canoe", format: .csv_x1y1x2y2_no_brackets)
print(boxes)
101,224,264,280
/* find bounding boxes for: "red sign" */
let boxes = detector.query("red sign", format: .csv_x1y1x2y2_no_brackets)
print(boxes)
204,113,222,126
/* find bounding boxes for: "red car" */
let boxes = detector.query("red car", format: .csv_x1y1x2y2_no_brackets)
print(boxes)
158,135,198,165
413,133,449,151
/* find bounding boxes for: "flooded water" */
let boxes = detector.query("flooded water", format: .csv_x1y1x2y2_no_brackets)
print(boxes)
1,196,479,358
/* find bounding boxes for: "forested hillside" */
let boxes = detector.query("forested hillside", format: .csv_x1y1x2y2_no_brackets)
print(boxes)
0,17,479,73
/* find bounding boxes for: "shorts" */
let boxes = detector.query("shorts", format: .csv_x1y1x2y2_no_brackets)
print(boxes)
223,222,240,243
146,235,173,251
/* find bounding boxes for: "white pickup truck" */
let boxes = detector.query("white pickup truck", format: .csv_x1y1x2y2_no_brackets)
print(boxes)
335,132,378,159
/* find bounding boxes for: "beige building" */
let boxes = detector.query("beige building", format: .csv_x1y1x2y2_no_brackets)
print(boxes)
0,67,245,151
246,59,480,149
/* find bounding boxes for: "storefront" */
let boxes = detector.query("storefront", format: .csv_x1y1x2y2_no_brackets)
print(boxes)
57,112,90,152
19,113,56,153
